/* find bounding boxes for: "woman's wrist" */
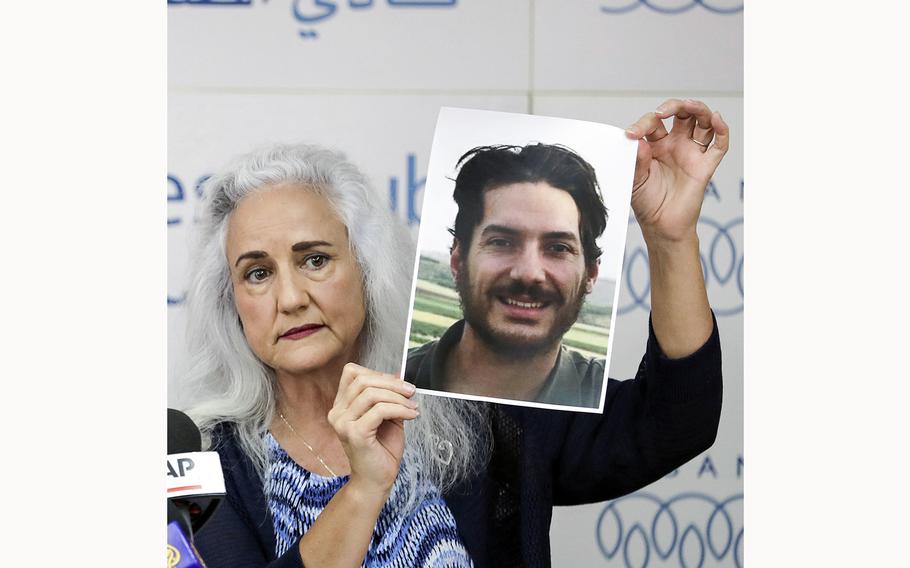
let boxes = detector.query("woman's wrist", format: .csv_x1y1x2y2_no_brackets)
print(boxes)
345,473,395,504
641,226,700,252
299,472,393,568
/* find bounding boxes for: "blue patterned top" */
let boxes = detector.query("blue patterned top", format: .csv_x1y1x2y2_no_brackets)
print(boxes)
265,433,472,567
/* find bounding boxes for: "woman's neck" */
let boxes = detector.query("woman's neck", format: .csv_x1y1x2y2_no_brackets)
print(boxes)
275,362,344,423
271,362,352,476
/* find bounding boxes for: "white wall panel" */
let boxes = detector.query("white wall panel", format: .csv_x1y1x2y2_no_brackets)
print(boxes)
533,0,742,92
169,0,530,90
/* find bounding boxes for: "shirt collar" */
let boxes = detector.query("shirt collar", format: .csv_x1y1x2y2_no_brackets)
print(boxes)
417,320,585,406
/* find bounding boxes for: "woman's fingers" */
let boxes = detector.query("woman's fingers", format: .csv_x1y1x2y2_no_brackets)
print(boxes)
628,100,723,151
706,111,730,168
343,386,418,422
691,125,713,149
335,362,367,399
684,99,715,132
334,363,414,409
652,98,718,141
654,98,685,120
349,403,419,444
329,362,418,445
625,111,669,143
333,401,417,448
652,98,694,135
684,100,715,149
650,99,727,164
632,139,652,191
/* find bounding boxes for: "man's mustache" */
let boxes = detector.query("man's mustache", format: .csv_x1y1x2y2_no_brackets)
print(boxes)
491,280,563,305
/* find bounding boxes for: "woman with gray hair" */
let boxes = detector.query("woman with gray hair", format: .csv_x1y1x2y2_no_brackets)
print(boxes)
179,143,487,567
178,98,726,568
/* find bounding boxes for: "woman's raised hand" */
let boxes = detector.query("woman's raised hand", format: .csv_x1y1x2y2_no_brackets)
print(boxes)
625,98,730,244
297,365,418,566
623,98,729,358
328,363,419,495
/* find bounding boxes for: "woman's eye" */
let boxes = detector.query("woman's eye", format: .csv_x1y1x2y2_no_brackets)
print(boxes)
245,268,271,283
304,254,329,270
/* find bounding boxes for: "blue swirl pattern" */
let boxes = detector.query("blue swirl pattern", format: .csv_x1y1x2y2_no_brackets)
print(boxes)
597,492,743,567
600,0,743,15
265,434,471,567
619,216,743,317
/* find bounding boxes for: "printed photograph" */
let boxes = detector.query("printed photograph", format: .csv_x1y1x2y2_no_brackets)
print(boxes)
402,108,637,412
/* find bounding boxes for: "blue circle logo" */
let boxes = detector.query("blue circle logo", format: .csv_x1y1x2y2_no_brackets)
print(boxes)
619,216,743,317
600,0,743,15
597,492,744,567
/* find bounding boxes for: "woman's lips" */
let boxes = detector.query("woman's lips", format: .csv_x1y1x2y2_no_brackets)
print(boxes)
279,324,324,340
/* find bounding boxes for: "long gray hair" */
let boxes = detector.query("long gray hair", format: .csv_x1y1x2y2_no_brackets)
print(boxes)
176,143,489,509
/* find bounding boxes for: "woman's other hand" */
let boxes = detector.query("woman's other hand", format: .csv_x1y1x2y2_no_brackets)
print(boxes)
625,98,730,245
328,363,419,496
623,99,730,358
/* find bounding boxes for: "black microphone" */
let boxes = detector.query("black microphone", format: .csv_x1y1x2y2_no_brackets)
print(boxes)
167,408,224,567
168,408,201,455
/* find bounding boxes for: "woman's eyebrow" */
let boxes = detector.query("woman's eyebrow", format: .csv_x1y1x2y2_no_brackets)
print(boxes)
291,240,332,252
234,250,267,267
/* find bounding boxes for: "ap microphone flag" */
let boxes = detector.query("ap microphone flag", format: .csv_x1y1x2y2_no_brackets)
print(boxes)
167,451,225,499
167,409,225,567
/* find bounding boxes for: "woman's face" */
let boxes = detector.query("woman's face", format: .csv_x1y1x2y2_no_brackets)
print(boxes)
226,183,366,377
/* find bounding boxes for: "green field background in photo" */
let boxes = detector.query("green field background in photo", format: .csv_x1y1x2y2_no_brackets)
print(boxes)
410,255,614,359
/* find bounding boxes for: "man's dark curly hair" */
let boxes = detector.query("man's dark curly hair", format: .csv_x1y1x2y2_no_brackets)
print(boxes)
450,143,608,269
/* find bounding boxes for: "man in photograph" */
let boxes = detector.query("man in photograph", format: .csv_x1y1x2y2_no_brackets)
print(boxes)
406,143,608,407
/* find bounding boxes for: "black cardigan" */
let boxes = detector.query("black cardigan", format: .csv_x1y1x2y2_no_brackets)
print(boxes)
195,317,722,567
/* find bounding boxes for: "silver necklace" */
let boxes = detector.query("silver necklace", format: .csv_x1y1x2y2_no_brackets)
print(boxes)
277,411,338,477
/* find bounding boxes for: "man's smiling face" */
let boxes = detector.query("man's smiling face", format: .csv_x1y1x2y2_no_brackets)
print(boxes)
452,181,598,357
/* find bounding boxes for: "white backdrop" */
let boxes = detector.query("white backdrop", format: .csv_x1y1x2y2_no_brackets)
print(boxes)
168,1,743,565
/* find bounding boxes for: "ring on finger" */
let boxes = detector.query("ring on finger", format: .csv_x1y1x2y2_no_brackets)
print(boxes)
690,137,710,148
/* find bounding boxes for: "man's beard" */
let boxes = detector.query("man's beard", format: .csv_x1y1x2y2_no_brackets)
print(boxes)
455,263,586,360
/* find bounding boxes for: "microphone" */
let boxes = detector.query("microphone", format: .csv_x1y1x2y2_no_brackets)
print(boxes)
167,500,199,568
167,409,225,567
168,407,201,454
